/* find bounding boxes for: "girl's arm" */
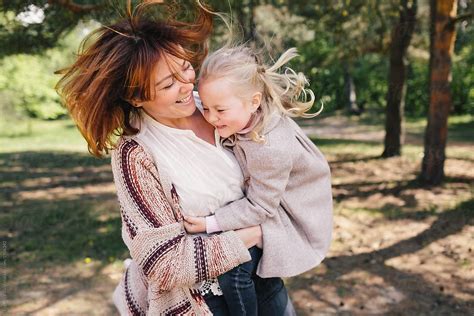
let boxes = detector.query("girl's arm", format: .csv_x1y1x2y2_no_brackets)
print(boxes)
211,139,293,232
112,139,251,292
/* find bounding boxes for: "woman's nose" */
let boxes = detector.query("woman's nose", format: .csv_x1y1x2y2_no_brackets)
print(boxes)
180,81,194,93
184,66,196,83
180,71,195,92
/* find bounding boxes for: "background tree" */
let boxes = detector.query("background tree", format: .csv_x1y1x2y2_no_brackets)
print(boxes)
0,0,108,55
382,0,417,157
420,0,469,185
1,0,472,123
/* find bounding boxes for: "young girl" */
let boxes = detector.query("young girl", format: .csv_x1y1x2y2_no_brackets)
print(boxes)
184,46,333,315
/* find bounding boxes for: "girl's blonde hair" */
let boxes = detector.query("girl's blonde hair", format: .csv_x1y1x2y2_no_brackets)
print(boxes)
198,45,320,142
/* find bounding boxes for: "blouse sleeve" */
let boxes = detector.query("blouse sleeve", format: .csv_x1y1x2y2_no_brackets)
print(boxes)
111,139,251,292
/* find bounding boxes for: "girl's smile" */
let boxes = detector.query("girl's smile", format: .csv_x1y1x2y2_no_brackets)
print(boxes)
198,78,260,138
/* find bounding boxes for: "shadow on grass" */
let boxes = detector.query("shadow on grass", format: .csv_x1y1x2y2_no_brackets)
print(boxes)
312,138,381,147
0,151,113,193
1,151,125,265
290,199,474,315
332,178,422,202
5,197,126,265
2,151,127,312
448,117,474,143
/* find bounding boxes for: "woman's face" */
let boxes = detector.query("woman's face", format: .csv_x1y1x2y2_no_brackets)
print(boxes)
140,53,196,127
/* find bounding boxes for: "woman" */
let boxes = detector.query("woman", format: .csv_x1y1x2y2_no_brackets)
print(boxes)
56,1,294,315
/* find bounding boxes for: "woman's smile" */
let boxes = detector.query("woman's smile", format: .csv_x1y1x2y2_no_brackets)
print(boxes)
176,93,192,104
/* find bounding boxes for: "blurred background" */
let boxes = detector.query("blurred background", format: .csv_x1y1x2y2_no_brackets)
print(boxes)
1,0,473,314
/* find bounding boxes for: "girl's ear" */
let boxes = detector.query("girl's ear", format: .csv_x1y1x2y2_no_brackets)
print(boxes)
251,92,262,112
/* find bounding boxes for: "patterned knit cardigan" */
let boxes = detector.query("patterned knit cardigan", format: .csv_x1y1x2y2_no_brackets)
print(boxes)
111,137,251,315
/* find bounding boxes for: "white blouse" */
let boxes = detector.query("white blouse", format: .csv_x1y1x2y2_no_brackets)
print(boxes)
136,114,244,217
134,94,245,296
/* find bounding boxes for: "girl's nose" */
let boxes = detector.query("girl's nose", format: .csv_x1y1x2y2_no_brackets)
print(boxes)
207,112,218,124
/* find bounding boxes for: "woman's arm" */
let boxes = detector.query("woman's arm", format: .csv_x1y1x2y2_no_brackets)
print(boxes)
112,139,251,292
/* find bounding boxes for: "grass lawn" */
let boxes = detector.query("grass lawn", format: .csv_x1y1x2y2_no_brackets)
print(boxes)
1,114,473,314
0,119,88,153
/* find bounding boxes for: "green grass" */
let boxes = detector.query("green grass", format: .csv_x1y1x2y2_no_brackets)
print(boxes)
0,119,88,153
0,150,123,266
313,138,424,162
0,120,125,292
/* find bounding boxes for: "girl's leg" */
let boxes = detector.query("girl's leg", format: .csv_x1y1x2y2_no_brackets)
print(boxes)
217,247,262,316
255,276,294,316
203,292,231,316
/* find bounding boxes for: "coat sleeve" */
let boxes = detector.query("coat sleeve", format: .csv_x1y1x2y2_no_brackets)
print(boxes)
112,139,251,292
213,138,293,231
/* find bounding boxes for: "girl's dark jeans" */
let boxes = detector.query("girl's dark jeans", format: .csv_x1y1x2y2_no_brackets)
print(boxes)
204,247,289,316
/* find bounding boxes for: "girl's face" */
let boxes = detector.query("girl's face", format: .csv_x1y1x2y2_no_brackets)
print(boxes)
198,78,260,138
140,53,196,127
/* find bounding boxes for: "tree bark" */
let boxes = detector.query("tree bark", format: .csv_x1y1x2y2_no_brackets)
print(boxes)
344,63,360,115
382,0,417,157
420,0,458,185
47,0,104,13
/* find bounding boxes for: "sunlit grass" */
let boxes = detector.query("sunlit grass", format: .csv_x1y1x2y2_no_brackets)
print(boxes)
0,119,88,153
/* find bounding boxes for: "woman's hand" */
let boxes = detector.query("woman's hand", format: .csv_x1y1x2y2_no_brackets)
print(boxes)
183,215,207,233
235,225,263,249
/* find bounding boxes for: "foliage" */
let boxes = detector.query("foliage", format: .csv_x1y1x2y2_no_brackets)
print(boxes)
1,0,473,120
0,22,93,120
0,53,66,120
0,0,109,55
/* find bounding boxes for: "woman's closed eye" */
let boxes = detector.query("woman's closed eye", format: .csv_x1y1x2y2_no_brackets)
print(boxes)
163,80,175,89
161,63,192,90
184,62,192,71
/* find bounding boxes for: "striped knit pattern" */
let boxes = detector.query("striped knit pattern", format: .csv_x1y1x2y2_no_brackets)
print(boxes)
193,237,208,283
164,301,192,316
120,140,162,228
142,233,184,277
111,138,252,315
124,266,146,316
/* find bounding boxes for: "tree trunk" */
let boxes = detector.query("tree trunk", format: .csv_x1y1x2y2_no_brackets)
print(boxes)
420,0,457,185
247,0,257,43
382,0,417,158
344,63,360,115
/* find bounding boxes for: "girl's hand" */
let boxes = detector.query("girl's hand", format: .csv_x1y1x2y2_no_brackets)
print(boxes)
183,215,207,233
235,225,263,249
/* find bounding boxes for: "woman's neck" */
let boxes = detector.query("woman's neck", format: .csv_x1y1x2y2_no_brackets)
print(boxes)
145,108,199,131
149,109,215,145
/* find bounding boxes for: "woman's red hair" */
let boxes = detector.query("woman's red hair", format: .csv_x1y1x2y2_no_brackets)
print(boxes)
56,1,213,157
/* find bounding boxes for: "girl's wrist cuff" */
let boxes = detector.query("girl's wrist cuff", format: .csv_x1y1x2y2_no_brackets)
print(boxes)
206,215,222,234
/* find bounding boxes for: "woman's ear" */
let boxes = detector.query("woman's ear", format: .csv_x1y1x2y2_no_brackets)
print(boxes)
251,92,262,112
129,98,142,108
